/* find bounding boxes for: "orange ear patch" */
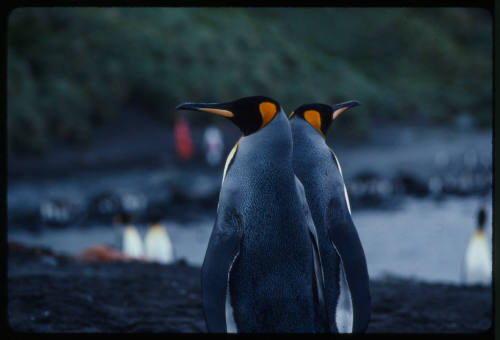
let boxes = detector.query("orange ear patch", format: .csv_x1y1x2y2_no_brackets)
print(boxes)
259,102,277,128
304,110,324,137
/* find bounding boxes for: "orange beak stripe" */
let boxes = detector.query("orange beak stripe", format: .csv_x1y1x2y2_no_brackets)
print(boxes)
199,108,234,118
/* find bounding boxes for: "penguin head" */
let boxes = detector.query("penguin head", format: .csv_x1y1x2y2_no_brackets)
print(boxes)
176,96,280,136
477,205,487,232
289,100,360,137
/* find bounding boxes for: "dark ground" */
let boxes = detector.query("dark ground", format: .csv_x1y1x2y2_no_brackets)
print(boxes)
6,111,494,336
6,243,493,335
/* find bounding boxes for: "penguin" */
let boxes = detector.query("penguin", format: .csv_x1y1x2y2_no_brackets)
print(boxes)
289,101,371,333
176,96,326,333
144,217,175,264
39,199,73,227
120,213,144,259
462,204,491,285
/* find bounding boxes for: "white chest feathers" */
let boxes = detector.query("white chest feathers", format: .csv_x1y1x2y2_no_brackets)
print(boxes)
463,231,491,285
122,225,144,258
144,224,175,264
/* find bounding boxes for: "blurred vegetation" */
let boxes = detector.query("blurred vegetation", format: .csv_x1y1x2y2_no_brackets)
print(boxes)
8,7,492,155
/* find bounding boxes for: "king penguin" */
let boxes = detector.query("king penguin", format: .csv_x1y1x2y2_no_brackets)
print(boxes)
462,204,491,285
289,101,371,333
144,217,175,265
176,96,326,333
121,213,145,259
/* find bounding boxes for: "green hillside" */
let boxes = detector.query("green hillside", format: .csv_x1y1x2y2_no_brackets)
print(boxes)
7,7,492,155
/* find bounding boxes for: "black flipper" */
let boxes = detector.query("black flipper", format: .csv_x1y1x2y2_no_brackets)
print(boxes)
327,148,371,333
295,176,331,332
201,207,244,333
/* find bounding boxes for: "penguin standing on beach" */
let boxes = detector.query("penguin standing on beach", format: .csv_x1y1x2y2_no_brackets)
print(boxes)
289,101,371,333
120,213,144,259
176,96,326,333
462,203,491,285
144,218,175,265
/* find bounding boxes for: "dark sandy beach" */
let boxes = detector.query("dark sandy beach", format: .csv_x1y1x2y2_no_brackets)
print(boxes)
7,117,493,336
7,243,492,335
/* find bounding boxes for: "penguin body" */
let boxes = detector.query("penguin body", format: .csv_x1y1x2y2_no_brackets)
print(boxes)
122,224,144,259
144,223,175,264
177,96,323,333
463,230,491,285
289,102,371,333
463,206,491,285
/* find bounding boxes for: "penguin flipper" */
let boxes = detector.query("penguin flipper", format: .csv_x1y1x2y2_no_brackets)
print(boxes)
326,202,371,333
326,148,370,332
201,208,244,333
295,176,330,332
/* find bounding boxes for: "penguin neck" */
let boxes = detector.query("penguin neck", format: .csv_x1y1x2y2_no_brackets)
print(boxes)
238,110,293,165
290,117,328,149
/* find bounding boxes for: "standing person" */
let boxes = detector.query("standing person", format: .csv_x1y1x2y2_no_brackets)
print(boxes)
174,116,194,161
203,125,224,166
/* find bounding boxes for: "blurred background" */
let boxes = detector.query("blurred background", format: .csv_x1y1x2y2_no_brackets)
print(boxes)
7,7,492,284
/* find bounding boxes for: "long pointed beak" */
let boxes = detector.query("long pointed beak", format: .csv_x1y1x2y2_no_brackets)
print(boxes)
176,102,234,118
331,100,360,120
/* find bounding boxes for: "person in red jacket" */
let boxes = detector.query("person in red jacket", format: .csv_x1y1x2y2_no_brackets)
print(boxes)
174,116,194,161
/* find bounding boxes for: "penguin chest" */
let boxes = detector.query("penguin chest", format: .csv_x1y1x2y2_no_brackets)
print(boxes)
464,235,491,284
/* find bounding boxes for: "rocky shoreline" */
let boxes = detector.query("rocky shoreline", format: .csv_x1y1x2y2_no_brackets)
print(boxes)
7,242,493,334
7,120,492,232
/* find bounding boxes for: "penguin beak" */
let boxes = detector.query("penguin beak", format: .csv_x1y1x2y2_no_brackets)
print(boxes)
331,100,360,120
176,102,235,118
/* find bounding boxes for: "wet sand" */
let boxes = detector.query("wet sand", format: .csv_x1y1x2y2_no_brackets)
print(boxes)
7,243,492,334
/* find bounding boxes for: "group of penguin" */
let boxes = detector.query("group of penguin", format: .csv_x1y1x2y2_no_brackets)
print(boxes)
117,213,175,264
176,96,370,333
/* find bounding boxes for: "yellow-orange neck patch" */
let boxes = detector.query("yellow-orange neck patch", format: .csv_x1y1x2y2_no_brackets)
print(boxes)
259,102,277,129
304,110,324,137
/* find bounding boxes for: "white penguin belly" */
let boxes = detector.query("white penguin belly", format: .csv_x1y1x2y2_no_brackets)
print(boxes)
122,226,144,258
144,225,175,264
343,185,352,216
225,252,239,333
464,234,491,285
331,241,353,333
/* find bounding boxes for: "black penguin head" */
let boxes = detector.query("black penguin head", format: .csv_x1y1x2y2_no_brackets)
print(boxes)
289,100,360,137
477,205,486,231
176,96,280,136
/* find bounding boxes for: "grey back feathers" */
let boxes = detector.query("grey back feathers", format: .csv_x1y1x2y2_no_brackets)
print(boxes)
178,96,369,333
203,108,322,332
290,114,371,333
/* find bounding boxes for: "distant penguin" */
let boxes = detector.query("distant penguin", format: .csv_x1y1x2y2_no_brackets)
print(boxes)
40,199,74,226
144,219,175,264
118,213,144,259
176,96,325,333
289,101,371,333
463,204,491,285
89,192,122,222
